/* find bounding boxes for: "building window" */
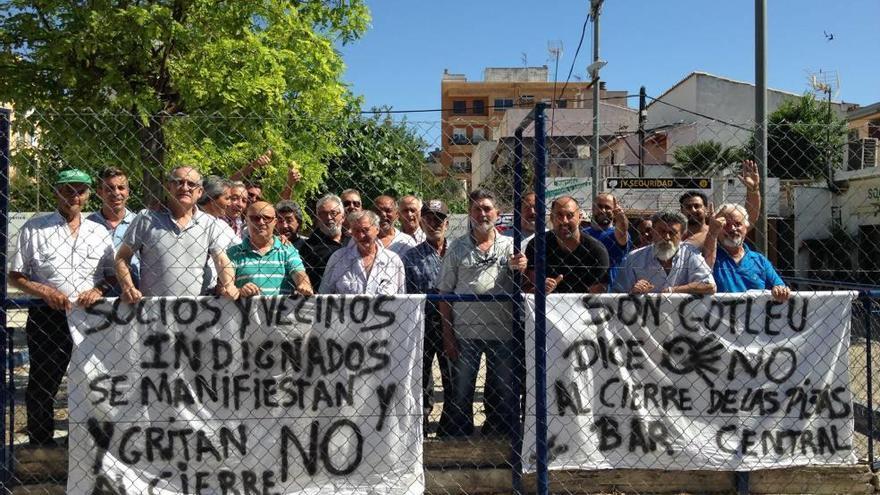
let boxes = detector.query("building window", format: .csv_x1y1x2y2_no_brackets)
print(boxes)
452,156,471,173
472,100,485,115
869,119,880,140
494,99,513,111
452,100,467,114
556,99,568,108
520,94,535,104
472,127,485,143
451,127,468,145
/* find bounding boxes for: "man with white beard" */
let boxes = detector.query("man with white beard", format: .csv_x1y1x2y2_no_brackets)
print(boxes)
702,203,790,301
614,211,715,295
298,194,348,290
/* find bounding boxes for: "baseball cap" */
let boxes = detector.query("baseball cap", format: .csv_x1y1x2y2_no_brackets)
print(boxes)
421,199,449,218
55,169,93,186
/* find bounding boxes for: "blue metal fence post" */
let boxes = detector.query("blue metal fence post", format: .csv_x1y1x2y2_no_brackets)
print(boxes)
533,102,549,495
510,126,525,494
0,107,11,486
865,294,876,470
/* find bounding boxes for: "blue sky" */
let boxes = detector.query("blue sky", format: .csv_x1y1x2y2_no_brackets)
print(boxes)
339,0,879,115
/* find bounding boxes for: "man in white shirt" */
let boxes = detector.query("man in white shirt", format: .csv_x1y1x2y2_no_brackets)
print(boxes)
319,210,406,295
399,195,426,243
373,195,416,257
10,169,116,446
87,167,139,295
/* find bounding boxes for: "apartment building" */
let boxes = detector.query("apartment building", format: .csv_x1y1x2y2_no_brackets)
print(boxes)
440,66,628,186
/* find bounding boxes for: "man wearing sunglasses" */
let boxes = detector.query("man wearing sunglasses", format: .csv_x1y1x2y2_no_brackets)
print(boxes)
228,201,313,296
116,166,239,302
340,189,363,235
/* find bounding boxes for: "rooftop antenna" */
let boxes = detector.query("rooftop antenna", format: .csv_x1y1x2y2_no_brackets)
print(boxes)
521,52,528,67
806,68,842,194
806,68,840,100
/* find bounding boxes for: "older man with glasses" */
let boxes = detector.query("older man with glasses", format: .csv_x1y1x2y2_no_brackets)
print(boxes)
116,166,239,302
228,201,313,296
299,194,349,290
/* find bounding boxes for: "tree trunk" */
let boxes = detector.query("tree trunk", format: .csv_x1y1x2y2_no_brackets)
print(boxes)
135,113,167,209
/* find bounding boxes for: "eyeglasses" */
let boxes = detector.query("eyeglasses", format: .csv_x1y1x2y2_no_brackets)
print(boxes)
247,214,276,224
169,178,202,189
343,200,362,208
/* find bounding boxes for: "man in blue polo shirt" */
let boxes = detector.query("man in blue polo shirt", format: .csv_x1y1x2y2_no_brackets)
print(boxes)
703,203,790,302
583,192,631,288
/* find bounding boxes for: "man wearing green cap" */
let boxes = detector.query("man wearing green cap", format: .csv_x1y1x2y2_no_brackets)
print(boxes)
10,168,116,446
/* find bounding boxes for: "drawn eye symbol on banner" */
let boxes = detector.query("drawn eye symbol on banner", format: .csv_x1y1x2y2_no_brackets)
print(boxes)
528,434,569,464
661,335,725,388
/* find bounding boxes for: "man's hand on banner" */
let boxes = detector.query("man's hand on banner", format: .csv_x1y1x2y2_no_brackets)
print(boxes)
76,287,103,308
218,284,240,300
239,283,261,298
545,274,564,294
121,286,143,304
771,285,791,302
631,279,655,294
41,285,71,311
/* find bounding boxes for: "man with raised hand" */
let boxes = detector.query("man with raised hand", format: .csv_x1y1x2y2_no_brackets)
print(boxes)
373,194,417,257
437,188,527,438
615,210,715,295
583,192,631,288
319,210,406,295
703,203,790,302
116,166,239,302
399,194,426,243
228,201,313,297
526,196,609,294
87,167,139,295
10,169,116,446
298,194,348,290
681,159,762,248
402,199,453,434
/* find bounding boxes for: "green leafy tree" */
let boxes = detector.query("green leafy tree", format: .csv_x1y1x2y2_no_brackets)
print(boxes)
323,109,466,211
671,140,746,177
748,93,847,180
0,0,370,209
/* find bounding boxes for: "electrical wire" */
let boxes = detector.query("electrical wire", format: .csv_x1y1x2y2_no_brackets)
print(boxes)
645,95,751,131
365,94,640,115
557,10,591,104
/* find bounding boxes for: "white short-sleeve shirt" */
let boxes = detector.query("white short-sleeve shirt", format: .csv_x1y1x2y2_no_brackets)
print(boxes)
318,243,406,295
10,212,115,298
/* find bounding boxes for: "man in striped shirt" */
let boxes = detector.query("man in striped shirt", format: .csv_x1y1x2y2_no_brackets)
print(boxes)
227,201,314,296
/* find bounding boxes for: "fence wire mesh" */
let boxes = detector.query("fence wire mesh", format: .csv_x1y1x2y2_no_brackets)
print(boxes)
1,104,879,494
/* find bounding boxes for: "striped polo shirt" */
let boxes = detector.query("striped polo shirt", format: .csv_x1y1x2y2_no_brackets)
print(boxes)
227,237,306,295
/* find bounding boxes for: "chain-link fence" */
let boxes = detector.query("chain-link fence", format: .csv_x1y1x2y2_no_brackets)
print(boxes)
1,102,879,494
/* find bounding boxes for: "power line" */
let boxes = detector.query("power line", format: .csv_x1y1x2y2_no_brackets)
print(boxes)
556,10,591,103
645,95,752,131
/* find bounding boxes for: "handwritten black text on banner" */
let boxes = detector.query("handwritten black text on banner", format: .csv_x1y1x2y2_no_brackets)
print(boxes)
67,295,425,495
523,292,857,471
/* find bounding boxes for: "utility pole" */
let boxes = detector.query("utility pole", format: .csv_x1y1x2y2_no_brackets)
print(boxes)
638,86,647,177
589,0,606,199
755,0,768,254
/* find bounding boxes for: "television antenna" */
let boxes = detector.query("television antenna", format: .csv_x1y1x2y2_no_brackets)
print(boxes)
806,68,840,100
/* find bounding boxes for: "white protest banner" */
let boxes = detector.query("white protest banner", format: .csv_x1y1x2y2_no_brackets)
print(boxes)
523,292,857,471
66,295,425,495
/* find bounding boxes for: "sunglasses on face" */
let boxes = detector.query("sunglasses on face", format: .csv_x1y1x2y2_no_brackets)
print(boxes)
248,214,276,224
169,178,202,189
343,200,362,208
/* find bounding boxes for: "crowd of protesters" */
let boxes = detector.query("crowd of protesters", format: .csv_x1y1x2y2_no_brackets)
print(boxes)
9,153,791,445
